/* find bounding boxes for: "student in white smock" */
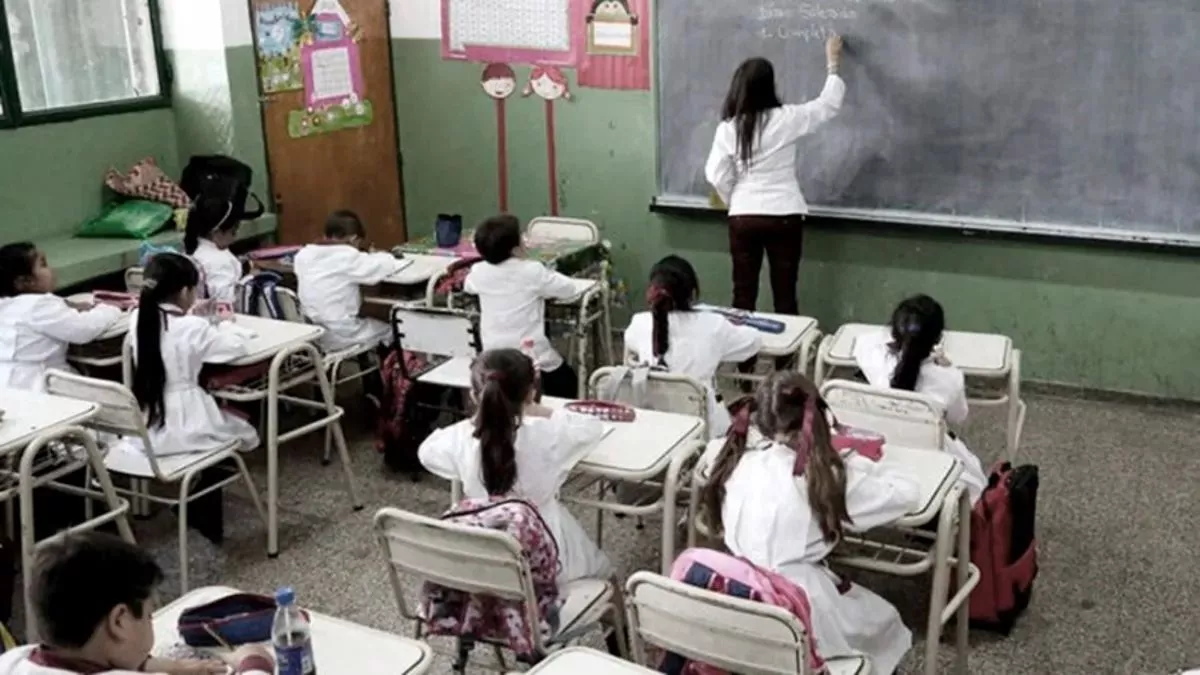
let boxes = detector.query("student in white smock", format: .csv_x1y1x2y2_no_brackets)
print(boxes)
293,210,407,351
185,194,245,306
418,348,612,585
702,372,919,674
624,255,762,438
0,243,122,391
853,294,987,504
127,253,258,456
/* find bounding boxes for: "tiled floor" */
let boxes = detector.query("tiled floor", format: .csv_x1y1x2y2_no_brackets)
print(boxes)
47,390,1200,673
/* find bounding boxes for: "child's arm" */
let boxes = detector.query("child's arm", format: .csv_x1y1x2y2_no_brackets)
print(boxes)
841,454,922,532
35,297,123,345
195,320,252,364
535,266,585,301
939,368,970,427
541,408,605,474
417,423,465,481
347,250,407,286
704,128,736,206
715,317,763,364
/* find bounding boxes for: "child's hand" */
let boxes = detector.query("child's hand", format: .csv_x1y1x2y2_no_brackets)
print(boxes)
225,645,274,673
144,656,228,674
67,298,96,311
932,346,951,367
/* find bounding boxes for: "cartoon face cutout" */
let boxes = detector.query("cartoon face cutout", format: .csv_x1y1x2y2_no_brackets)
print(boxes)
530,73,566,100
481,63,517,100
591,0,634,21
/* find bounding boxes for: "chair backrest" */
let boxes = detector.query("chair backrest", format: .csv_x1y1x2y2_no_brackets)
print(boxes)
42,369,168,480
625,571,816,675
389,306,480,359
234,276,305,323
125,267,145,294
373,507,545,648
525,217,600,244
819,379,947,451
589,366,708,432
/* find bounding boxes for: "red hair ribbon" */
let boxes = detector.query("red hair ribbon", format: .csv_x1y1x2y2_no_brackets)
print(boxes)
486,370,504,382
792,399,817,476
646,284,670,305
730,404,752,436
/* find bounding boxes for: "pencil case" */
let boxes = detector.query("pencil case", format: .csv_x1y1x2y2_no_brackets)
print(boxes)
178,592,308,648
699,307,786,334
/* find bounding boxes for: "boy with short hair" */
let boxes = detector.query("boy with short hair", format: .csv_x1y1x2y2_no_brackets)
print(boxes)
465,214,582,398
0,532,271,674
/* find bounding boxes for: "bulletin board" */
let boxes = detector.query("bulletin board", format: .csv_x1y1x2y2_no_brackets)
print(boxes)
441,0,585,66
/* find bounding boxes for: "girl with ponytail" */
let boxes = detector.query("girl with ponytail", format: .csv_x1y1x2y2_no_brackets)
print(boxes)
419,348,611,584
128,253,258,456
624,255,762,438
853,294,987,503
701,371,920,673
185,194,244,305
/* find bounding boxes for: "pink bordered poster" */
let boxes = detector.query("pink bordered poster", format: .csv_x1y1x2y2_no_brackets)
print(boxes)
442,0,585,66
302,0,364,108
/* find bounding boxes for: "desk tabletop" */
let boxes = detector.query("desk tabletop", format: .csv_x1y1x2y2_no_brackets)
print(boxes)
700,438,961,525
0,388,97,453
223,315,324,366
417,355,473,388
824,323,1012,374
154,586,432,675
526,647,656,673
696,305,818,356
546,397,703,478
384,254,453,286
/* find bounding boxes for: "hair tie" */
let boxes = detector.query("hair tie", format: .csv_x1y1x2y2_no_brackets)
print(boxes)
646,284,670,305
731,405,752,436
791,399,817,476
485,371,504,383
142,278,158,291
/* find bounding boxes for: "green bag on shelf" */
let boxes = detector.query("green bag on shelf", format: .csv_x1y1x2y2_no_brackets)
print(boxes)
77,200,174,239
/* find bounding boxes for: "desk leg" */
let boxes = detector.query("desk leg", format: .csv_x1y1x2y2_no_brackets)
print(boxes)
924,485,960,675
267,353,284,557
813,336,831,385
311,347,363,513
1007,350,1024,461
955,490,971,674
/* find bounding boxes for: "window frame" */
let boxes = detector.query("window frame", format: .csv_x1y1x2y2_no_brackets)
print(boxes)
0,0,172,129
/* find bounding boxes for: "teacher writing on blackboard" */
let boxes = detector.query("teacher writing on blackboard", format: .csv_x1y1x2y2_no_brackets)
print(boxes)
705,35,845,316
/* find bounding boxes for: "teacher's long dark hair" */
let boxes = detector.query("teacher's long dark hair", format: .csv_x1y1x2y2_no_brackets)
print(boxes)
133,253,199,429
721,57,783,166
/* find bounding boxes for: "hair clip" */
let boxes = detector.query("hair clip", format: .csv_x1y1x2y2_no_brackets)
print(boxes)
485,371,504,382
142,278,158,290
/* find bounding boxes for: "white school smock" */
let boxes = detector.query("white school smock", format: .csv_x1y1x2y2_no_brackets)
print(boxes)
293,243,406,351
191,238,242,305
623,310,762,438
0,646,141,675
0,294,122,391
464,259,580,371
124,306,259,456
418,409,612,584
852,328,988,504
722,438,920,673
705,74,846,216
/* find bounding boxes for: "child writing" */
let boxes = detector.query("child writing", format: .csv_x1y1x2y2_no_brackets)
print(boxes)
0,243,123,391
184,194,244,306
0,531,270,674
129,253,258,455
418,348,611,584
293,210,406,352
701,372,920,674
623,255,763,437
464,214,584,398
852,294,987,503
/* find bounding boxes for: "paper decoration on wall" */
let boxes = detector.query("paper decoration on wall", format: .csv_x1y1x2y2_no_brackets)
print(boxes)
578,0,649,90
255,2,304,93
481,63,517,211
287,98,374,139
442,0,586,66
523,66,573,216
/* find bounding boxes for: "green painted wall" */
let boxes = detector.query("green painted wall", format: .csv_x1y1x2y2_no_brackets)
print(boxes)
0,110,179,239
391,38,1200,400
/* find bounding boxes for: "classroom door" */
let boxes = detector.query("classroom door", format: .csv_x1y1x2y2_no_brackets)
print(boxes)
251,0,406,245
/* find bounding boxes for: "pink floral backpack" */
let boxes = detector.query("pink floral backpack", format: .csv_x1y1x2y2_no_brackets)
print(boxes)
421,497,561,664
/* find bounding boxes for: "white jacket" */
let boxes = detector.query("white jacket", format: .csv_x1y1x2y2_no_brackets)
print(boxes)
293,243,405,350
0,294,121,391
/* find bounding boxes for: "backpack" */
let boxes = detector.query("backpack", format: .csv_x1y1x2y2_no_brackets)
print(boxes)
236,271,287,320
180,155,265,222
970,461,1039,632
421,498,561,664
374,348,444,478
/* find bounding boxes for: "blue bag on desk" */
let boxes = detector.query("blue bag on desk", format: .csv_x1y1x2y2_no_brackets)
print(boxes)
178,592,309,647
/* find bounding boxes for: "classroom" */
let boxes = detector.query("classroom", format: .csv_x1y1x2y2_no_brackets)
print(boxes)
0,0,1197,673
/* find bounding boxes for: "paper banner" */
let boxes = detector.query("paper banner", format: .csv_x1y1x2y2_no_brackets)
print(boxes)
578,0,649,90
255,2,304,93
287,99,374,139
443,0,587,66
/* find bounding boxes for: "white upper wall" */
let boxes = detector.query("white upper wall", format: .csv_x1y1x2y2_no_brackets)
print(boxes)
391,0,441,39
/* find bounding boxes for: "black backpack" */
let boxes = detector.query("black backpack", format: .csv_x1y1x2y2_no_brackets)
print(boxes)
180,155,265,221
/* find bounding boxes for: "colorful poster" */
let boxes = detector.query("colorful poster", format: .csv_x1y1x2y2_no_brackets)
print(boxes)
287,99,374,139
442,0,587,66
255,2,304,93
301,7,365,109
578,0,650,90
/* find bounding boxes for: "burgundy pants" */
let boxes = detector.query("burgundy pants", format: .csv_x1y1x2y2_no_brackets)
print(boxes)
728,214,805,314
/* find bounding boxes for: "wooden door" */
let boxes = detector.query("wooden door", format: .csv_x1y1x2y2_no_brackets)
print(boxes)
251,0,406,245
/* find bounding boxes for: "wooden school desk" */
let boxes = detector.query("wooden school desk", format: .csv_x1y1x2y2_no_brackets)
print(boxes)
692,439,975,675
525,647,656,673
155,586,433,674
815,323,1026,460
193,315,363,556
546,397,705,575
0,388,136,639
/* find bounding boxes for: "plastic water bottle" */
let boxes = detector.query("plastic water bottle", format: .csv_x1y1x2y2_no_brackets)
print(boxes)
272,587,316,675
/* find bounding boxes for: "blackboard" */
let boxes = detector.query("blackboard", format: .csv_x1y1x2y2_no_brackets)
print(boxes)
655,0,1200,246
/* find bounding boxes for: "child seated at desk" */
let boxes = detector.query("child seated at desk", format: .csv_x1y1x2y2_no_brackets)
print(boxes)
184,193,245,306
0,531,268,674
129,253,258,455
0,242,122,391
293,210,407,352
852,294,987,504
418,348,611,584
624,255,762,437
701,372,920,674
464,214,584,399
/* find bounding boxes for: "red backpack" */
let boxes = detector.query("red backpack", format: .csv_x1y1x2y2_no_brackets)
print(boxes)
969,461,1039,633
